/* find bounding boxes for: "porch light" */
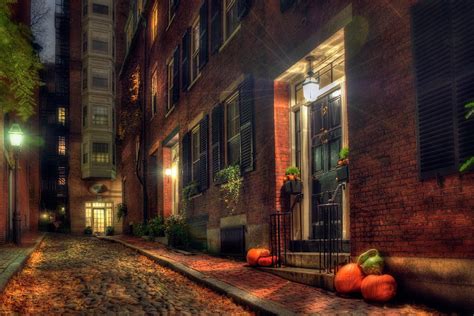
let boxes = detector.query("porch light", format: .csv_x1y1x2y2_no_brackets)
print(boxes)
303,56,319,102
8,124,24,147
165,168,173,176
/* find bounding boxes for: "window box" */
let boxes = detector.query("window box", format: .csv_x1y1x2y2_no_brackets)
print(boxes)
336,165,349,183
284,179,302,195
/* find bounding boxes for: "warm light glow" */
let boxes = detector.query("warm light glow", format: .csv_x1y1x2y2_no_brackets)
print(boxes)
8,124,24,147
165,168,173,176
303,76,319,102
41,213,49,219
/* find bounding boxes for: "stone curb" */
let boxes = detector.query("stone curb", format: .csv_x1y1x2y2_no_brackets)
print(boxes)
98,236,296,316
0,233,46,294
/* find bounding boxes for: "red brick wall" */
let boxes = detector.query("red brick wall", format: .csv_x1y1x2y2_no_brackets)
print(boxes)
119,0,474,257
347,0,474,258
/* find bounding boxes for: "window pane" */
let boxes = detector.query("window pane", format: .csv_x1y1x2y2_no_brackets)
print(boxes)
58,136,66,155
192,128,200,181
318,64,332,89
225,0,239,39
58,107,66,125
92,75,108,89
85,208,92,227
92,39,108,53
92,3,108,15
92,106,108,125
92,143,109,163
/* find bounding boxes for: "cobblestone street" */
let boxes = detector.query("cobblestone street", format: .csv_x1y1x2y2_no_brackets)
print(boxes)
0,235,251,315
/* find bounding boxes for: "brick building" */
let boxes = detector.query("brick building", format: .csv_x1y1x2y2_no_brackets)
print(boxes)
118,0,473,310
0,0,41,243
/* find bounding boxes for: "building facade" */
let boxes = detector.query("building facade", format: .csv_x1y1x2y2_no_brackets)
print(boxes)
0,0,41,243
118,0,473,310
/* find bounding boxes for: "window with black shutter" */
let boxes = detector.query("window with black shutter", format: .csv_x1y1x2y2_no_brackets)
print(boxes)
199,115,210,191
182,132,192,187
172,46,180,105
212,104,225,179
199,0,209,69
412,0,474,179
210,0,222,54
237,0,251,19
239,76,255,173
182,29,191,91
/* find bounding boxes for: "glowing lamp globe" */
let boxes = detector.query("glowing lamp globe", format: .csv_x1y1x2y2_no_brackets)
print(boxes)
8,124,24,148
303,76,319,102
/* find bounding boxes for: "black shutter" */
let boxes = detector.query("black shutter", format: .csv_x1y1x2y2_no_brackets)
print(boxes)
172,0,180,14
211,103,224,179
239,76,255,173
199,0,209,69
412,0,455,178
182,29,191,91
452,1,474,167
237,0,251,20
199,115,209,191
280,0,295,12
173,46,180,104
210,0,222,54
182,132,192,186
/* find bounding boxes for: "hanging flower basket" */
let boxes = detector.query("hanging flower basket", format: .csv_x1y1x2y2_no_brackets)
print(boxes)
284,179,302,195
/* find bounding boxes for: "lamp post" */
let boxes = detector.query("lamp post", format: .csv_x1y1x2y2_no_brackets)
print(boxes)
8,123,24,245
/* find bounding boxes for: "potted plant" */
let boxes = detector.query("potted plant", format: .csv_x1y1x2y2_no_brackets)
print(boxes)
336,147,349,182
105,226,114,236
84,226,93,235
284,166,302,194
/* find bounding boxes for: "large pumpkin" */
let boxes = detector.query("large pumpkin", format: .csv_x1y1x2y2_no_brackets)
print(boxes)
257,255,278,267
246,248,270,266
334,263,365,294
361,274,397,302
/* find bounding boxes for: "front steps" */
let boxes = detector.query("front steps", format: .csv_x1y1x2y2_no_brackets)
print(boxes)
259,266,336,291
285,252,351,269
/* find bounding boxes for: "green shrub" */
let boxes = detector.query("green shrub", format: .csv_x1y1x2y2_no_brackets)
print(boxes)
165,214,190,249
117,203,128,219
215,165,243,213
84,226,92,235
133,223,148,237
285,166,301,176
105,226,114,236
147,216,165,237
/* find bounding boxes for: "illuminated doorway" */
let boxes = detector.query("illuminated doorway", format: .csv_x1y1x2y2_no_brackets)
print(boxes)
85,202,113,234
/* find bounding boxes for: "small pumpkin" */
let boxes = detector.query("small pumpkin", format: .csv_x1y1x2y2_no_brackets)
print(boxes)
334,263,365,294
257,255,278,267
357,249,384,275
361,274,397,302
246,248,270,266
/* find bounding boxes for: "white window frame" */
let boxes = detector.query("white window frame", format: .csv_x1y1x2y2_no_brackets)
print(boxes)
223,0,240,42
191,16,200,83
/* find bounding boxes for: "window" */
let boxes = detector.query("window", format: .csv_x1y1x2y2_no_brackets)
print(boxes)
58,136,66,156
168,0,178,24
151,71,157,115
151,4,158,40
92,106,108,125
167,58,174,112
82,32,88,52
411,1,474,178
226,93,240,165
57,107,66,125
85,208,92,227
92,3,108,15
83,67,88,90
83,143,88,164
92,73,108,90
58,177,66,186
92,143,109,163
92,38,108,54
191,17,200,82
83,0,88,16
191,126,200,181
106,208,113,227
83,106,88,127
224,0,239,40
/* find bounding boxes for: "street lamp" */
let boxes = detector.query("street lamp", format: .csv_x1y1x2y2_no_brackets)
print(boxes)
8,123,24,245
303,56,320,102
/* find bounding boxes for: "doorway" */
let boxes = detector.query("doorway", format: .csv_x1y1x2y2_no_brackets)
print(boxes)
85,202,113,234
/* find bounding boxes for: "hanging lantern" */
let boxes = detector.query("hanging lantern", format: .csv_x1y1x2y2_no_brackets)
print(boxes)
302,56,319,102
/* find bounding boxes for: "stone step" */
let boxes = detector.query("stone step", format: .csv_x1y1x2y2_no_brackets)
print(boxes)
284,252,351,269
258,267,336,292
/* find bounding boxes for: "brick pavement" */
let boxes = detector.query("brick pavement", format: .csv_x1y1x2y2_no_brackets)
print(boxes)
109,235,442,315
0,232,44,293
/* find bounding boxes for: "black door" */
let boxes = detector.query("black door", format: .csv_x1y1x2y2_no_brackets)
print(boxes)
310,89,343,240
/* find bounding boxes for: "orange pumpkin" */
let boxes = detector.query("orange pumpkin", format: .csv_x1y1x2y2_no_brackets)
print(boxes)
257,255,278,267
246,248,270,266
361,274,397,302
334,263,365,294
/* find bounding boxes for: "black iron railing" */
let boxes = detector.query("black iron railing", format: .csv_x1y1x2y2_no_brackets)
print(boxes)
315,203,343,273
270,212,291,267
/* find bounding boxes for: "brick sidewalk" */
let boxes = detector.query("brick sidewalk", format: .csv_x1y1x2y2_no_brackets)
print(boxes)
0,232,45,293
107,235,440,315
